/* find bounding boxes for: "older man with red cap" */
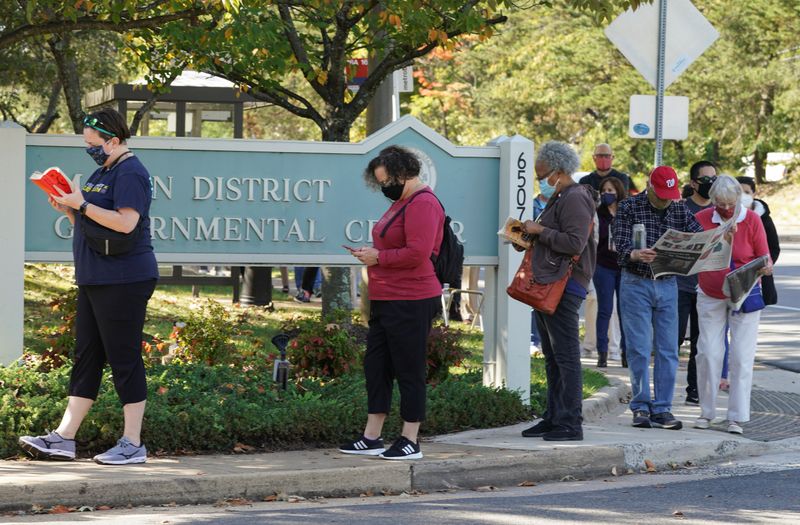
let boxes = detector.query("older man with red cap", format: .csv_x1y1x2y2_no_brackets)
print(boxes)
613,166,703,430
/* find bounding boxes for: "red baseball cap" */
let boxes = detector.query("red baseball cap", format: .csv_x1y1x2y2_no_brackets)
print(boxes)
649,166,681,200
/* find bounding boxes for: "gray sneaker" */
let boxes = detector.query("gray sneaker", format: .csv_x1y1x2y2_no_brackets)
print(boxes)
93,437,147,465
19,431,76,461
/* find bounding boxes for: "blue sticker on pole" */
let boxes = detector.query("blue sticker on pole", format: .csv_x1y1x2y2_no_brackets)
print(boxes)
633,123,650,136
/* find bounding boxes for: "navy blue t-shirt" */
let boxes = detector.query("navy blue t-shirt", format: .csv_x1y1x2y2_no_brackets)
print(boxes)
73,155,159,285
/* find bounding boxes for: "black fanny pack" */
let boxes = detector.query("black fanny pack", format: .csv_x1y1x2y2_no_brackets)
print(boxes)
80,215,141,256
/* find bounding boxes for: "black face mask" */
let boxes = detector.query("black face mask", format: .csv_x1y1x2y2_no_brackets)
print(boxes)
696,183,713,199
381,182,405,201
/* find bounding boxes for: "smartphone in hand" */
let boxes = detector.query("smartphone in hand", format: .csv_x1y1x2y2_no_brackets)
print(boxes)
342,244,357,253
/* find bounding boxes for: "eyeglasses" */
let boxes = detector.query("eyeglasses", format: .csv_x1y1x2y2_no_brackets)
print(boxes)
593,153,613,158
537,169,558,181
696,176,717,184
82,116,116,138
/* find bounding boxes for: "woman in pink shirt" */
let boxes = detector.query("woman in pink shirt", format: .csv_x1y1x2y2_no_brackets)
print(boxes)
339,146,444,460
694,175,773,435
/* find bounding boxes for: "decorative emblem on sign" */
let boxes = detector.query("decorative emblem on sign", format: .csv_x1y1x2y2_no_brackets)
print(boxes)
408,147,437,190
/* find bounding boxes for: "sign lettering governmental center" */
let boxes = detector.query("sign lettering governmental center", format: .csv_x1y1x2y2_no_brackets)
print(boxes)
25,117,500,266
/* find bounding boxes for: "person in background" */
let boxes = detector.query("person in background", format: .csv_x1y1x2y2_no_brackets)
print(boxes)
694,175,772,434
737,176,780,305
678,161,717,405
579,143,631,193
614,166,703,430
340,145,443,460
19,108,158,465
520,141,596,442
593,177,628,368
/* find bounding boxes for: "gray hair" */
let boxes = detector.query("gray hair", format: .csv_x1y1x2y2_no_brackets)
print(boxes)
709,174,742,204
536,141,580,176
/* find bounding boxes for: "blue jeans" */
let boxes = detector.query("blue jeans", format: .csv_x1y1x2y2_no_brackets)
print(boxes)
619,271,679,415
530,310,541,346
593,264,626,355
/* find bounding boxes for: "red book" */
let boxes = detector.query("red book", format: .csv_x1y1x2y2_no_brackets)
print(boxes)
30,167,72,198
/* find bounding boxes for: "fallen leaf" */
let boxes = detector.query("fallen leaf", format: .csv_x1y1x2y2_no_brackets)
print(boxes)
96,505,112,511
474,485,498,492
226,497,252,506
232,443,255,454
360,490,374,497
263,494,278,502
287,496,305,503
645,459,657,473
560,475,577,482
611,466,619,476
673,510,685,519
518,481,536,487
49,505,71,514
76,506,94,512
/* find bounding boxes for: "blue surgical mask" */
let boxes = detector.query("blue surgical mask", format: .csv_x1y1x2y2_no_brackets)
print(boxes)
86,142,110,165
601,193,617,207
539,175,557,199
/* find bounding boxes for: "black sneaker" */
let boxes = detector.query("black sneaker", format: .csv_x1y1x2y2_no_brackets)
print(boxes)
650,412,683,430
338,436,385,456
542,427,583,441
632,410,652,428
379,436,422,460
521,420,554,438
685,394,700,405
597,353,608,368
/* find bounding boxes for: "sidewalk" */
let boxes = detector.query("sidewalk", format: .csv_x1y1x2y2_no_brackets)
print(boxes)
2,357,799,512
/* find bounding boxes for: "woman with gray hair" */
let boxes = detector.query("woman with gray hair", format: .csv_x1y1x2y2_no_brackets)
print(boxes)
694,174,772,435
518,141,597,441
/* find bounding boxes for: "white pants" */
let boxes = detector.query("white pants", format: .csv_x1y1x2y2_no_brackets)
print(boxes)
696,291,760,423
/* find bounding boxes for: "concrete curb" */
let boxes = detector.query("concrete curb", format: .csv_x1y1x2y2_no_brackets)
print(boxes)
582,376,631,423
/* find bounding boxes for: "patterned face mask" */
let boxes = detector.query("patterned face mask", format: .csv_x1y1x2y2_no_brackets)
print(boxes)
85,141,111,165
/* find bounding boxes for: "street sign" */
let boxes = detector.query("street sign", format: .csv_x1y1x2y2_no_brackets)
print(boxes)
605,0,719,90
629,95,689,140
346,58,369,93
394,66,414,92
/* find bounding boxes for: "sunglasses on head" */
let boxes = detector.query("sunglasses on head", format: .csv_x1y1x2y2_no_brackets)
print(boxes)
82,116,116,138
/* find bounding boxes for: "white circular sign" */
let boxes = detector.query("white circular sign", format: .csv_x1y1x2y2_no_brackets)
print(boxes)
408,147,437,190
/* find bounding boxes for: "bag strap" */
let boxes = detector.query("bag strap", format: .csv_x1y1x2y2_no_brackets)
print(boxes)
379,189,440,238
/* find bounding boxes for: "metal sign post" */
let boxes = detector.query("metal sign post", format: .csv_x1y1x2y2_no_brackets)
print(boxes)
654,0,667,166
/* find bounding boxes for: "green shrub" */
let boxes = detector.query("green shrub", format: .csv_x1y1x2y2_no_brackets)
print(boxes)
34,288,77,370
280,312,363,379
173,300,243,365
426,323,470,384
0,360,528,458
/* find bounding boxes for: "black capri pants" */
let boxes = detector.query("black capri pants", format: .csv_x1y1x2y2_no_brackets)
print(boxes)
364,297,439,422
69,279,156,405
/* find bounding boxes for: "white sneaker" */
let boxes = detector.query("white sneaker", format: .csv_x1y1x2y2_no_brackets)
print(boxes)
727,421,743,434
609,352,622,361
694,417,710,429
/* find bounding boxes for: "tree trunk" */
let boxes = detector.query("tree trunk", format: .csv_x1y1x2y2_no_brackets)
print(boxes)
753,148,767,185
48,34,84,133
319,118,353,318
32,79,62,133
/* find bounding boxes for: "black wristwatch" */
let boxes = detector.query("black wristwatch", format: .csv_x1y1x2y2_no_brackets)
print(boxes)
79,201,90,216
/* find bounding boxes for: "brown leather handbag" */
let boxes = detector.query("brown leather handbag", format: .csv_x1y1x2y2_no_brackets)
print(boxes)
506,246,580,315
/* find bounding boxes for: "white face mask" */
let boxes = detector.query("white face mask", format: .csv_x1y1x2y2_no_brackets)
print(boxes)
741,193,754,209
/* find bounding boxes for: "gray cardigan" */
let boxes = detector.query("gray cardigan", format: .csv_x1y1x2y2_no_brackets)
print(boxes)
531,183,597,289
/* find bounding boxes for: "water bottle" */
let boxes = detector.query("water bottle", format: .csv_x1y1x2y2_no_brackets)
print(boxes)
632,224,646,251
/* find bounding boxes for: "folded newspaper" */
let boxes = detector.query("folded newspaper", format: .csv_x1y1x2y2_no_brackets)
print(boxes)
722,255,770,310
647,219,735,278
498,217,533,250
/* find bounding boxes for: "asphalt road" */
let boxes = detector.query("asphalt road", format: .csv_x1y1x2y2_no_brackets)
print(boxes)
758,243,800,372
5,451,800,524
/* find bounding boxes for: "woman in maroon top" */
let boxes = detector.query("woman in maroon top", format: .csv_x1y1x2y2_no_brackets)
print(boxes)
339,146,444,460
